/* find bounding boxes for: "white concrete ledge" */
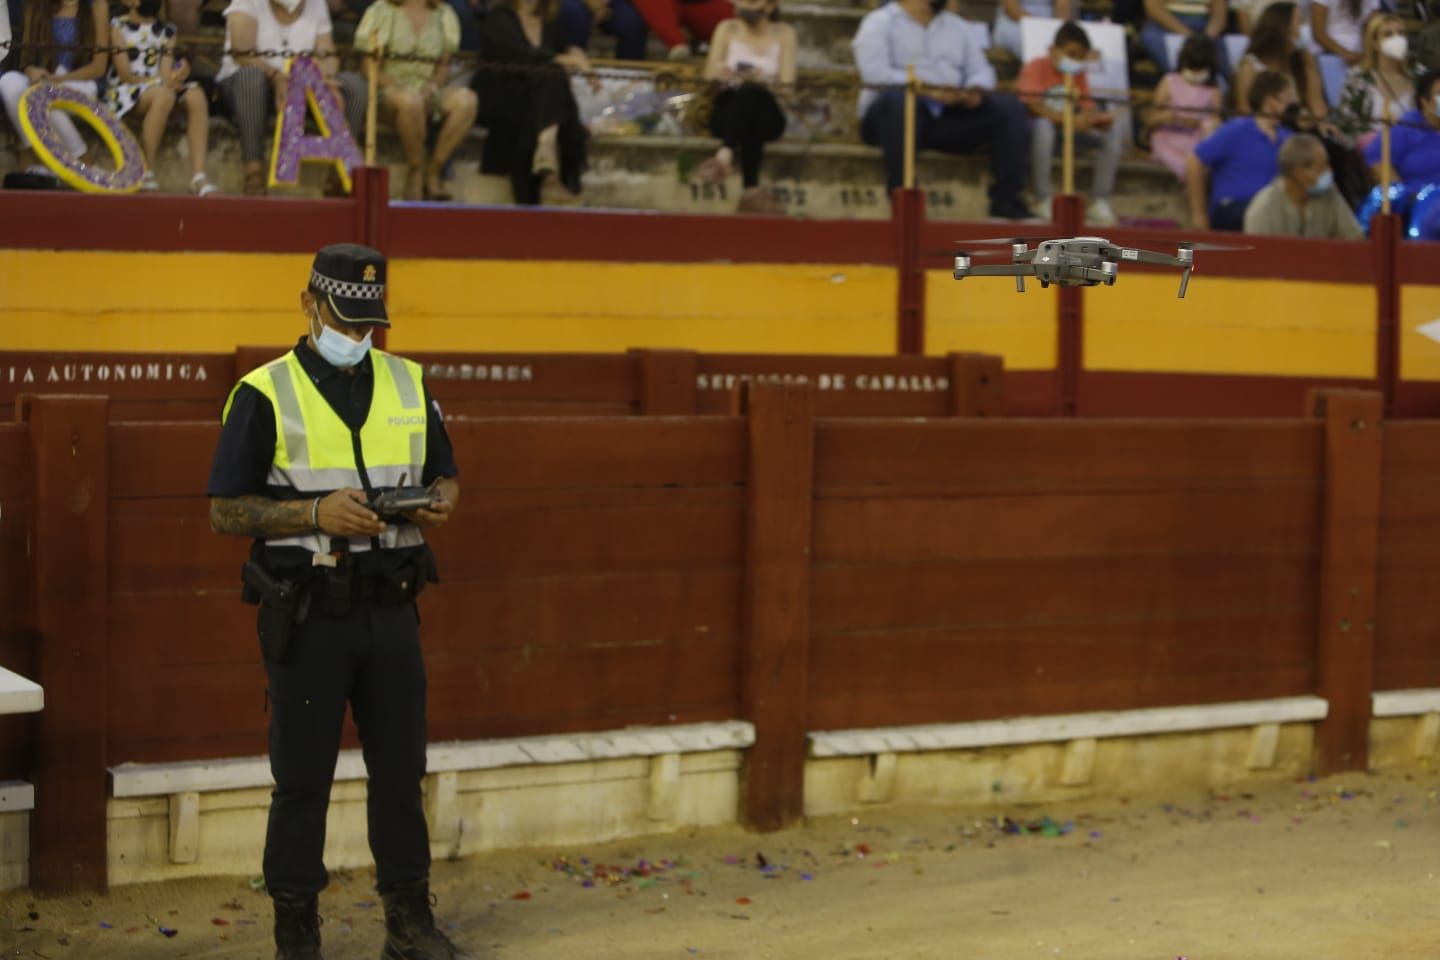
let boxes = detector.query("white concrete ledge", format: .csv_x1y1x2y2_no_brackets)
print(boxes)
1373,689,1440,717
110,721,756,798
0,781,35,813
0,667,43,716
809,697,1330,758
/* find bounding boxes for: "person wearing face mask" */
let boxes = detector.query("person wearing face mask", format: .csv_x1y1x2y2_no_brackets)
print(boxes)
1333,14,1417,149
1017,20,1122,224
104,0,220,193
1147,33,1222,181
208,244,465,960
1188,68,1294,229
1234,1,1327,124
694,0,796,213
1242,132,1364,235
216,0,368,195
1365,68,1440,186
852,0,1032,219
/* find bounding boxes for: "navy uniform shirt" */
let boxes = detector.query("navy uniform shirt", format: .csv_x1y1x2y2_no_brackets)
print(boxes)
207,337,458,574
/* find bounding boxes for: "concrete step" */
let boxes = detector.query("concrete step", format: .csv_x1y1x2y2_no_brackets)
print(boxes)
0,120,1182,226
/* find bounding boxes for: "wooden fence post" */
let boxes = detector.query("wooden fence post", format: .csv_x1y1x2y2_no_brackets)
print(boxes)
892,187,926,356
740,381,815,831
1055,194,1085,416
27,395,109,893
353,165,391,352
1371,212,1401,416
1309,389,1382,774
947,352,1004,417
631,349,699,415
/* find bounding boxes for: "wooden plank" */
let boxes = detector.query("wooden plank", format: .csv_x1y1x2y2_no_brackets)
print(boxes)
808,668,1316,731
812,490,1321,565
810,553,1317,634
1310,390,1383,774
29,396,109,893
107,661,270,763
948,353,1004,417
814,420,1322,494
433,496,744,581
739,382,814,831
107,594,255,667
809,613,1316,701
634,350,699,415
1078,373,1377,419
109,423,219,499
0,353,232,405
419,353,639,410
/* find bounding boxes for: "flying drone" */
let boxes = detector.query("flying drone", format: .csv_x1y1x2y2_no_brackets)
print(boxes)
952,236,1248,298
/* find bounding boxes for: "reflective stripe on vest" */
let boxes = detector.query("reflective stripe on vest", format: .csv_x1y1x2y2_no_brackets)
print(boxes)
223,348,429,555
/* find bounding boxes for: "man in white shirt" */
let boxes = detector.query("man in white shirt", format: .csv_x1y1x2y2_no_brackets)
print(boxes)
853,0,1033,219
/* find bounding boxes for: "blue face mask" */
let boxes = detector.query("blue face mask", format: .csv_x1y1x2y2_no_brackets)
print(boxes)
1434,93,1440,115
1307,169,1334,196
310,310,372,368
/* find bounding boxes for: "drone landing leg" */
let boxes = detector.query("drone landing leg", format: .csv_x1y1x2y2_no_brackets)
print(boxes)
1177,268,1191,299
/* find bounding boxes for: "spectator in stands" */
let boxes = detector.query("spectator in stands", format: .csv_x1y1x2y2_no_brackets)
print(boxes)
0,0,110,172
1243,131,1364,233
632,0,734,60
1234,1,1327,120
355,0,477,201
217,0,367,195
1188,67,1294,228
1311,0,1381,65
1365,67,1440,183
475,0,591,205
105,0,220,193
1018,21,1122,224
693,0,795,213
1148,33,1223,180
993,0,1072,59
1332,13,1415,147
853,0,1032,219
1,0,13,73
559,0,648,60
1141,0,1229,73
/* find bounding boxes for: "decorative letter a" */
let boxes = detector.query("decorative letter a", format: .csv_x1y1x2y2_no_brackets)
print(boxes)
268,56,364,193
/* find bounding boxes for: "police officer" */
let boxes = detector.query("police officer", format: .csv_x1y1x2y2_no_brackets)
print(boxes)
207,244,470,960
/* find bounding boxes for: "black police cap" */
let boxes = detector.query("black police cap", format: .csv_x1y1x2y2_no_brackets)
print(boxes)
309,243,389,327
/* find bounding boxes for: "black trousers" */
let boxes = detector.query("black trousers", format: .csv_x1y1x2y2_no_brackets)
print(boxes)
709,83,787,188
861,87,1030,204
262,603,430,896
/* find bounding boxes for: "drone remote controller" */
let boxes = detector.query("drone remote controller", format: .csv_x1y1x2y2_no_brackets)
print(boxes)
366,475,441,522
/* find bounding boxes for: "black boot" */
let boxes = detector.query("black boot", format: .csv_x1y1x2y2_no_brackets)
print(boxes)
380,882,472,959
272,892,324,960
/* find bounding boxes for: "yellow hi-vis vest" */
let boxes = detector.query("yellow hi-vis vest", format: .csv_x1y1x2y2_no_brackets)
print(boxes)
222,348,429,555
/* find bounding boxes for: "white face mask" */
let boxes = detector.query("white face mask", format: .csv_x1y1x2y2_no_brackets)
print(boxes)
309,310,371,368
1181,68,1209,85
1380,34,1408,61
273,0,304,13
1057,56,1086,76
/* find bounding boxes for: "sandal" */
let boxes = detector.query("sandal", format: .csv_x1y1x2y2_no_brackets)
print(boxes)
189,172,219,197
242,169,266,196
139,170,160,192
693,155,731,184
424,167,452,201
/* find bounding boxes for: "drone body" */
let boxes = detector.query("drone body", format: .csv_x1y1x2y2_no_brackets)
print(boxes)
953,236,1220,298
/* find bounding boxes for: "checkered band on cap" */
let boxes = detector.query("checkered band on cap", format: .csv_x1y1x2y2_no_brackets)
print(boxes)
310,270,385,300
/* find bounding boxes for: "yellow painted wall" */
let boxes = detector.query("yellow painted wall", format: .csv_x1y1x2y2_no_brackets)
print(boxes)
0,251,897,356
385,260,897,354
1085,275,1376,378
1399,284,1440,382
923,269,1057,369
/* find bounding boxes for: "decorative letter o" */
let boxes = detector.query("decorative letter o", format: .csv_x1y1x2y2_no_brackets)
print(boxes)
19,83,146,193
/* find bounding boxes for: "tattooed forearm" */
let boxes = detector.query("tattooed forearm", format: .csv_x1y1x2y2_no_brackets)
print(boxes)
209,496,315,538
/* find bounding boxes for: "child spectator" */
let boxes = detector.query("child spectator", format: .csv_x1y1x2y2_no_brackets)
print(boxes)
993,0,1072,58
1332,13,1415,148
1018,20,1122,224
631,0,734,60
1243,131,1364,234
0,0,111,171
105,0,220,194
559,0,648,61
1311,0,1382,66
694,0,796,214
1188,67,1294,228
852,0,1032,219
1148,33,1222,180
475,0,590,205
355,0,477,201
1141,0,1229,73
1365,68,1440,184
1235,2,1326,120
216,0,368,195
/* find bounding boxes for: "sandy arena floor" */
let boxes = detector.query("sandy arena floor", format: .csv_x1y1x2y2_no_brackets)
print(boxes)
3,770,1439,959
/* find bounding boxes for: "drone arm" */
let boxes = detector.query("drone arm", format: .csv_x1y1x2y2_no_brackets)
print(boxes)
958,264,1039,278
1117,248,1184,267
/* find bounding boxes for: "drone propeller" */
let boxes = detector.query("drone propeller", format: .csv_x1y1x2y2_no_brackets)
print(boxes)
954,236,1051,246
1173,241,1254,252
